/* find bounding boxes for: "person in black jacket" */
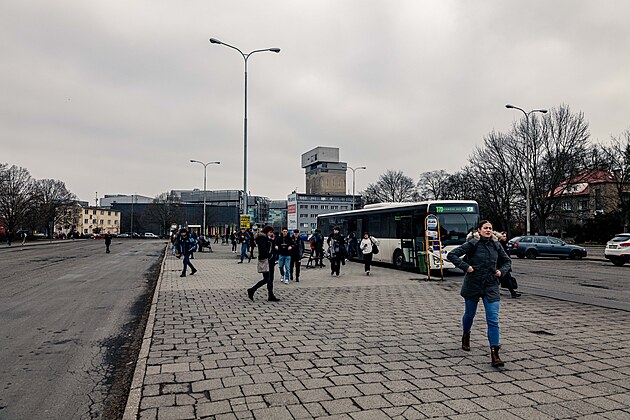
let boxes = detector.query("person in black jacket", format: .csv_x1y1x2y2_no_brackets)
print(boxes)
275,228,295,284
499,232,520,298
247,226,279,302
176,228,198,277
447,220,511,368
290,229,305,282
327,226,346,276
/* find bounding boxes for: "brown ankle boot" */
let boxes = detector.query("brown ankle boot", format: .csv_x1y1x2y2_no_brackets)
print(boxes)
462,332,470,351
490,346,504,367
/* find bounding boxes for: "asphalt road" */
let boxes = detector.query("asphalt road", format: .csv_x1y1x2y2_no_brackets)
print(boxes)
0,239,165,420
508,250,630,311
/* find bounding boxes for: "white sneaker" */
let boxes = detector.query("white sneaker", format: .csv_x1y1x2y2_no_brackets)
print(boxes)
366,271,370,276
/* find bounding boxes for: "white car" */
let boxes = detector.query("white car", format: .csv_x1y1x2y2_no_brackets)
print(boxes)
604,233,630,266
143,232,159,239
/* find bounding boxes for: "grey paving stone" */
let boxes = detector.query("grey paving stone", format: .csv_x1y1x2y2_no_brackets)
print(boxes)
157,405,195,420
250,406,293,419
320,398,361,415
296,388,333,404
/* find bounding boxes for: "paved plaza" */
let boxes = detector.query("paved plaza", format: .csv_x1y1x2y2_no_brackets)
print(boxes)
124,245,630,419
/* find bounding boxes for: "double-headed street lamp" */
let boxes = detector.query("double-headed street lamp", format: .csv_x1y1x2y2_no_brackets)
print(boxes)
190,160,220,236
348,166,367,210
209,37,280,218
505,104,548,235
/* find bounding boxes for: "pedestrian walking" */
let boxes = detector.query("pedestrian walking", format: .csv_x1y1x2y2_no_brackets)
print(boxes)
359,232,379,275
176,228,198,277
214,233,219,244
247,228,256,261
237,228,250,263
274,227,294,284
447,220,511,367
327,226,346,276
230,230,237,253
247,226,280,302
21,231,27,246
290,229,304,282
499,232,520,298
104,233,112,253
312,229,325,267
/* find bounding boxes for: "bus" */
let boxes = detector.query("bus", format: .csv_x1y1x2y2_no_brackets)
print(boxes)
317,200,479,271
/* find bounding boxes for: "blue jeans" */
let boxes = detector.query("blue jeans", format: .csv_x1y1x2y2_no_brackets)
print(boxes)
278,255,291,281
463,297,500,347
240,243,248,262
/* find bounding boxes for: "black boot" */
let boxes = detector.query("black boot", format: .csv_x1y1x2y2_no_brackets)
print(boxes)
247,288,254,301
511,292,521,298
268,295,280,302
491,346,504,367
462,332,470,351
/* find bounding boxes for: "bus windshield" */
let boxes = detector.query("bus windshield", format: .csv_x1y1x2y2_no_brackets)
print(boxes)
436,213,479,246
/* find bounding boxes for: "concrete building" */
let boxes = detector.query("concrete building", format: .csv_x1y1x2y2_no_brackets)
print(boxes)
268,200,288,232
302,146,348,195
287,192,357,235
77,206,121,235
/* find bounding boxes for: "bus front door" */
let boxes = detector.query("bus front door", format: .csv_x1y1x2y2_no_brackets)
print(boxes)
395,215,417,270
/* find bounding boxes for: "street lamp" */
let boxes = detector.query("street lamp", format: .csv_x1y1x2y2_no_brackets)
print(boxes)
348,166,367,210
209,37,280,218
190,160,221,237
505,104,548,235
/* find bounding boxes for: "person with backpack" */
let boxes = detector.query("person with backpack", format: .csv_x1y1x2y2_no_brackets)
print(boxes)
176,228,198,277
327,226,346,276
447,220,511,368
359,232,379,275
312,229,325,268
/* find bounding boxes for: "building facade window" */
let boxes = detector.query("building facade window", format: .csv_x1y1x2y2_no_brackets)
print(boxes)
84,219,88,224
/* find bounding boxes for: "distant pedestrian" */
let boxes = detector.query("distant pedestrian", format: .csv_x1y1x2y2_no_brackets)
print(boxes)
21,231,27,246
499,232,520,298
237,228,250,263
6,230,12,246
290,229,304,282
447,220,511,368
176,228,198,277
327,226,346,276
275,228,294,284
214,233,219,244
359,232,378,275
230,231,237,253
105,233,112,253
248,228,256,260
247,226,280,302
312,229,325,267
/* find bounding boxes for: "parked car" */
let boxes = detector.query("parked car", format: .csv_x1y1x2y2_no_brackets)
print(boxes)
117,233,130,238
604,233,630,266
507,235,587,260
92,233,106,239
143,232,159,239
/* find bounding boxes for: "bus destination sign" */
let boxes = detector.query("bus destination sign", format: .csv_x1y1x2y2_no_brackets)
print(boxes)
433,205,476,214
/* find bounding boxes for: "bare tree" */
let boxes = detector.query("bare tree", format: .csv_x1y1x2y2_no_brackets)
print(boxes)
509,104,591,234
600,129,630,231
31,179,77,236
417,170,450,200
362,170,417,204
144,192,182,236
467,131,522,236
0,164,36,237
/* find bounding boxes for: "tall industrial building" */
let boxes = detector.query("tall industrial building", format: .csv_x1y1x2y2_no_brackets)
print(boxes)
302,147,347,195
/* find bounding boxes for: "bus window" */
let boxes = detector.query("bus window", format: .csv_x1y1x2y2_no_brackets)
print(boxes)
437,213,478,246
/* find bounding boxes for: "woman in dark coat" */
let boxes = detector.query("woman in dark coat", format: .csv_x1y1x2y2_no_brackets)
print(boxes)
247,226,279,302
447,220,511,367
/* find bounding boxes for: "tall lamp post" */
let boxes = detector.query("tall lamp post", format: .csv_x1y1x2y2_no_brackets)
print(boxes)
505,104,548,235
209,37,280,218
348,166,367,210
190,160,221,237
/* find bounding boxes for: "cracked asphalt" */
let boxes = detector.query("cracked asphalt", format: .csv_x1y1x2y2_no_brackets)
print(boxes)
0,239,164,420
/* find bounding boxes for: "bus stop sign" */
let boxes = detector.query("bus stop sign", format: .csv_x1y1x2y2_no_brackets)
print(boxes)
426,215,438,230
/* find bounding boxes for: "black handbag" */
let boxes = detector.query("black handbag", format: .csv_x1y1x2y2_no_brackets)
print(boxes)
500,272,518,290
370,239,379,255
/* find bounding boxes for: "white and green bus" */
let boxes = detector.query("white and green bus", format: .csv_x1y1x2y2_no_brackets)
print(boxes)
317,200,480,271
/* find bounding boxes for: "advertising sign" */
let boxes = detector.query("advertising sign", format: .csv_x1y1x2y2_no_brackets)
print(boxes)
239,215,251,229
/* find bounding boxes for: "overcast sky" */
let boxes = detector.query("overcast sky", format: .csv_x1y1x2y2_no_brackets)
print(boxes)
2,1,629,203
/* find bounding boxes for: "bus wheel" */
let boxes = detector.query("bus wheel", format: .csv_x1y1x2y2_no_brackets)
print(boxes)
394,249,405,270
